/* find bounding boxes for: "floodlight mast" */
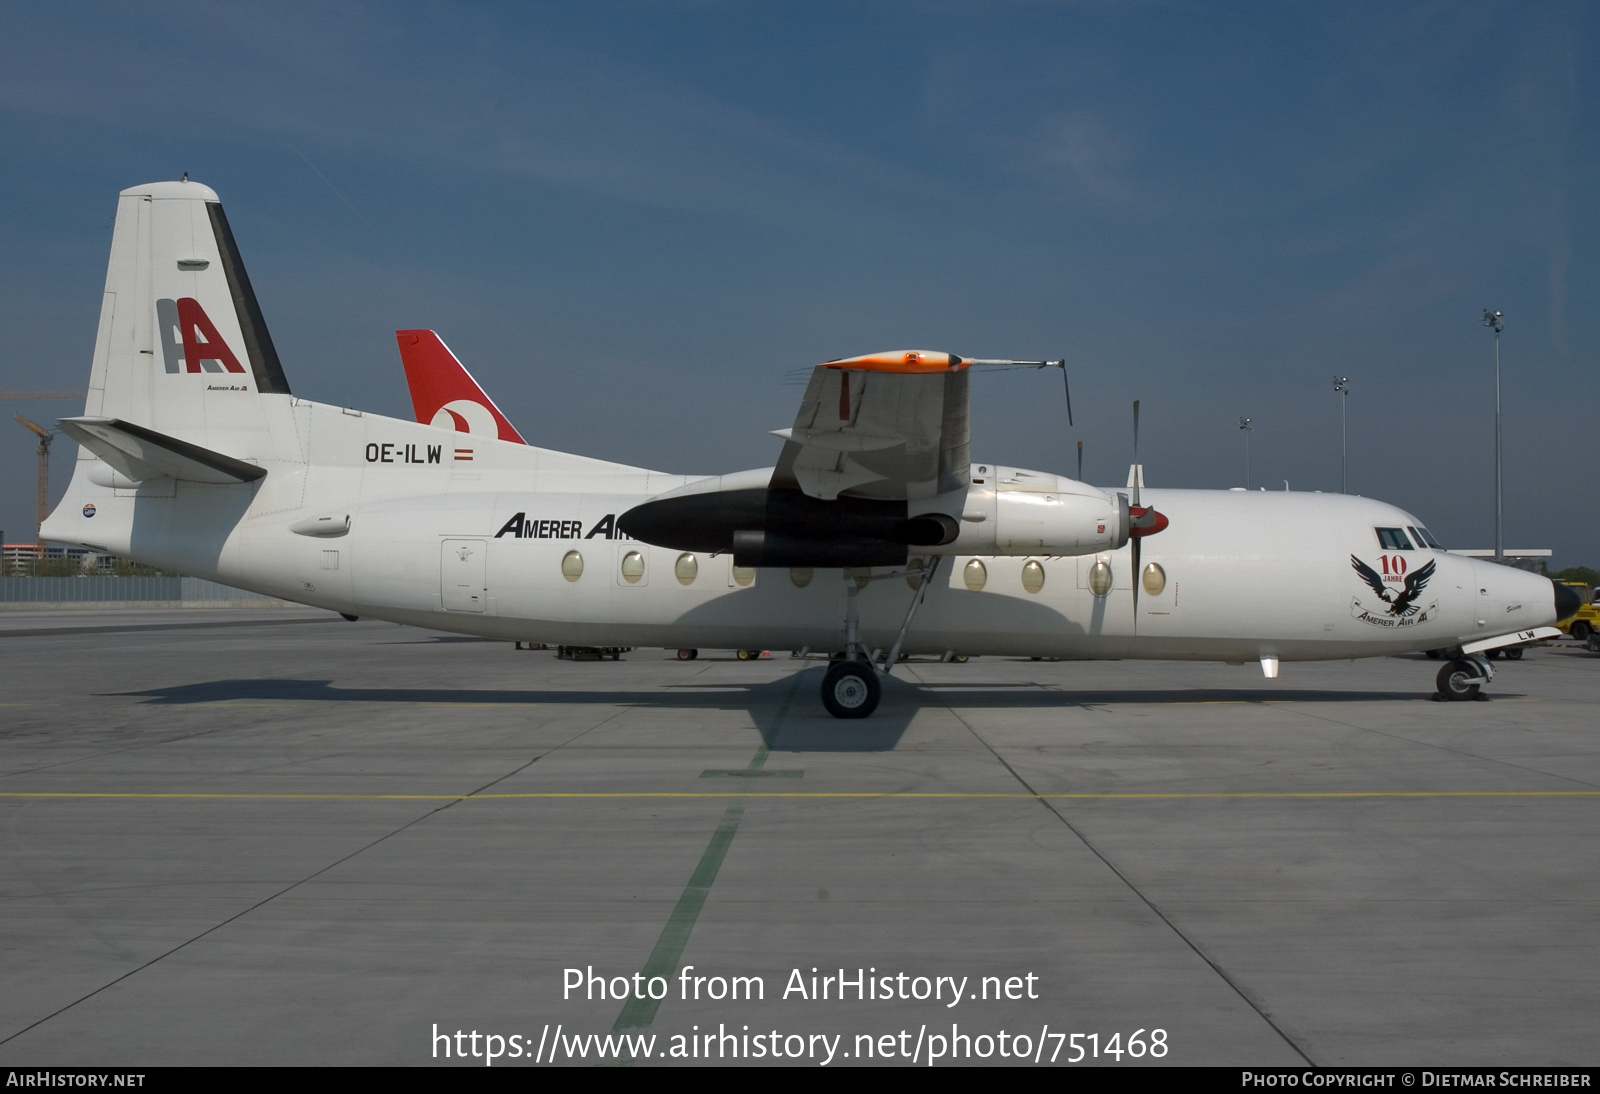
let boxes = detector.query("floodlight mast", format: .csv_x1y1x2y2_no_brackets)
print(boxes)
1332,376,1349,493
1239,416,1253,489
1482,310,1503,561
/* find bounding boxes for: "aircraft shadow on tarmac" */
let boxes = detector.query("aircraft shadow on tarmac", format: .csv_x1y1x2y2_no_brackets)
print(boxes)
113,669,1446,753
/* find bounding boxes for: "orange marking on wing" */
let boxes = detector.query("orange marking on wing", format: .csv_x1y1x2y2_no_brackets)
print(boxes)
821,350,966,374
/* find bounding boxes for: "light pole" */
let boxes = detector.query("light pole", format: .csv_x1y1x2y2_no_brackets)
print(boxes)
1332,376,1349,493
1482,309,1503,561
1239,416,1253,489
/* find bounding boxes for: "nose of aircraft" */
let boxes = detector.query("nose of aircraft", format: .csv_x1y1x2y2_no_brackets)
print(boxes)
1553,580,1582,622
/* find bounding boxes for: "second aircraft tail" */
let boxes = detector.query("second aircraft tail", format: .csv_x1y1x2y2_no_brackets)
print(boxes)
396,330,527,444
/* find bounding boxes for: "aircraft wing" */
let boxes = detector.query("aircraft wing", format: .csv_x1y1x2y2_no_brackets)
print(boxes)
770,350,970,502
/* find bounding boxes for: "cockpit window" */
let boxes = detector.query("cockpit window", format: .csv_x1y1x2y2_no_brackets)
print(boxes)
1376,527,1413,550
1414,526,1444,549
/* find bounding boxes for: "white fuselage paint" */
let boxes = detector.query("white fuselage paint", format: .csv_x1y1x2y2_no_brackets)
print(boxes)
45,394,1558,661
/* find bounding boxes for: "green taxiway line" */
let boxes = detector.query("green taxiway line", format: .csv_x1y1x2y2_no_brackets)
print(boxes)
608,678,807,1047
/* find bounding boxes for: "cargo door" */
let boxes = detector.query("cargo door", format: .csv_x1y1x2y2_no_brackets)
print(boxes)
441,539,487,612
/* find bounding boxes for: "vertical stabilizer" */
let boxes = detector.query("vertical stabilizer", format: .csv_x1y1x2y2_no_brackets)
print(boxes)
82,179,293,463
396,329,527,444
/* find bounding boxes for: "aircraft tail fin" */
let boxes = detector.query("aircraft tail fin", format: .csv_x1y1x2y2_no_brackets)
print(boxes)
78,179,294,459
396,330,527,444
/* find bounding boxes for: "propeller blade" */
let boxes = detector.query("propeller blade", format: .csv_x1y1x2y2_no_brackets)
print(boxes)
1062,363,1073,427
1131,400,1141,508
1131,535,1141,629
1076,440,1083,482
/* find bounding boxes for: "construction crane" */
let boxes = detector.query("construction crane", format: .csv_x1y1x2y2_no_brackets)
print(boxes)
2,392,82,556
14,413,54,546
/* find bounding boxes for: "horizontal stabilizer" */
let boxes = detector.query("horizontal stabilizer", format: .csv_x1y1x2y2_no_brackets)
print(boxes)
59,416,267,484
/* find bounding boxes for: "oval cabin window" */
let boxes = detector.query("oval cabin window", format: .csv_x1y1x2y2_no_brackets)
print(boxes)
560,550,584,582
1088,559,1113,597
1022,559,1046,594
675,553,698,585
1141,562,1166,597
621,551,646,584
963,558,987,591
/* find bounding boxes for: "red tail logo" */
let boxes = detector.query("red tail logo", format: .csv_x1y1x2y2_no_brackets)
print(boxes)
175,298,246,373
396,330,526,444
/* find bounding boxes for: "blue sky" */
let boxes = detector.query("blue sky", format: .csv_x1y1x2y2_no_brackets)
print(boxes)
2,1,1595,566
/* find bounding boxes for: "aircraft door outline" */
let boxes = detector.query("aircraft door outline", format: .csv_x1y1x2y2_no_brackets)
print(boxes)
441,538,488,612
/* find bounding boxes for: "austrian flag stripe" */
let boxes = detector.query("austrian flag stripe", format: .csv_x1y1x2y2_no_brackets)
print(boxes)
454,449,474,461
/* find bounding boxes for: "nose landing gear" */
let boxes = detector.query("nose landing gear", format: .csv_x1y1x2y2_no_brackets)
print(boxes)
1435,654,1492,702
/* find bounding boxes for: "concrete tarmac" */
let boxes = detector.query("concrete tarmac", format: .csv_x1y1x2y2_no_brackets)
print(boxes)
0,609,1596,1066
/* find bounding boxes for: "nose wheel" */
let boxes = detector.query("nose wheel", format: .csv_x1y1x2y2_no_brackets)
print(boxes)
822,660,880,718
1436,657,1490,701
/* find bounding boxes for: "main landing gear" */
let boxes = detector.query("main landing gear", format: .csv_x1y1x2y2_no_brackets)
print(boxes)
822,660,880,718
820,559,944,719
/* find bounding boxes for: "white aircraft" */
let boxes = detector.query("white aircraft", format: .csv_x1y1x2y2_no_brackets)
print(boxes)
41,180,1575,718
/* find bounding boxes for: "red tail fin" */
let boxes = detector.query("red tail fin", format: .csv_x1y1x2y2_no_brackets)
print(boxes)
395,330,527,444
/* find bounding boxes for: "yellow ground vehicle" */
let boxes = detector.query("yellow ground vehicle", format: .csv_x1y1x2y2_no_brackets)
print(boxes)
1556,581,1600,644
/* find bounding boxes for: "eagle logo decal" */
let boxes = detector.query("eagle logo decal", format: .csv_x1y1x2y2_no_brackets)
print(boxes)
1351,555,1435,617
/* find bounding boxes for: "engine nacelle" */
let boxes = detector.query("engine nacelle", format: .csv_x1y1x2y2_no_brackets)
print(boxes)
619,464,1127,567
933,467,1128,557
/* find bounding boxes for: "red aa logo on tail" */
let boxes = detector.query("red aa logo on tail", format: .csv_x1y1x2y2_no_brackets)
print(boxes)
174,298,246,374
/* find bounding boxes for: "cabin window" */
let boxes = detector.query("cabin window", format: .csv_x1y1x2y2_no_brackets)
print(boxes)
1141,562,1166,596
620,551,645,584
731,564,756,587
560,550,584,581
675,553,698,585
963,558,987,591
1021,559,1046,594
1375,528,1413,550
790,567,813,588
1088,559,1113,597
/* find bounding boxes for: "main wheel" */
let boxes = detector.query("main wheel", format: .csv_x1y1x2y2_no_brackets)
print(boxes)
736,649,755,661
1436,659,1481,701
821,660,881,719
677,648,698,661
1503,646,1524,661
